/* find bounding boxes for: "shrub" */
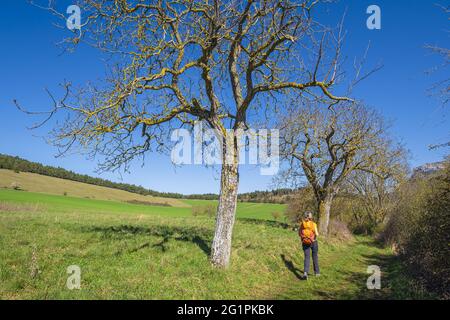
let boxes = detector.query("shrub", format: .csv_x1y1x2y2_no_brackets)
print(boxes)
331,193,394,236
378,176,433,248
271,211,281,221
380,160,450,298
10,182,21,191
284,187,316,223
327,219,353,242
191,204,216,218
330,195,358,231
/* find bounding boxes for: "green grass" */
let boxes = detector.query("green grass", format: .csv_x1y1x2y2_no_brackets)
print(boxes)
0,189,432,299
0,189,191,218
184,199,286,220
0,169,187,207
0,189,286,221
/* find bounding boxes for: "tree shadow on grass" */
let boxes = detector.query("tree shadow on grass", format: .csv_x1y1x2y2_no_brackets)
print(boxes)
238,218,291,229
276,237,431,300
332,238,430,299
351,251,435,300
81,224,212,256
355,236,386,249
312,251,430,300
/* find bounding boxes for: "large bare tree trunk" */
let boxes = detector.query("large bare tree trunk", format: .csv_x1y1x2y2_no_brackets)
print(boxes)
210,136,239,268
318,196,333,236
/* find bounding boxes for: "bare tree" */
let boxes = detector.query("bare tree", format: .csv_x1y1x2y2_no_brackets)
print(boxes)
426,4,449,149
20,0,350,267
345,156,407,234
279,101,402,235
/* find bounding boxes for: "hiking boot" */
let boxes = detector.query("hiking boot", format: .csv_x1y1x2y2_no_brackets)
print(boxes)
303,272,308,280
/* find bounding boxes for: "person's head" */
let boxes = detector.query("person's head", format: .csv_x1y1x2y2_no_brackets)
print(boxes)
303,211,313,221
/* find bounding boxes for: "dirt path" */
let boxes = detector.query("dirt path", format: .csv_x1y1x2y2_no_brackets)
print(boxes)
269,237,421,299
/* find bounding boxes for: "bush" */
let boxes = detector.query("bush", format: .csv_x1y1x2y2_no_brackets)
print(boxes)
330,193,394,236
191,204,216,218
284,188,316,223
271,211,281,221
329,195,358,231
378,179,430,247
327,219,354,242
380,160,450,298
10,182,21,191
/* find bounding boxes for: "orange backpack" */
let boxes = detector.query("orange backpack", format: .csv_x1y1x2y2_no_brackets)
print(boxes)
299,220,316,245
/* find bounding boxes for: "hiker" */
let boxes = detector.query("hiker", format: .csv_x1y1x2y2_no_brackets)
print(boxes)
299,211,320,279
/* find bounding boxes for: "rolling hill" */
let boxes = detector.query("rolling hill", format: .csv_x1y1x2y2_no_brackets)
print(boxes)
0,169,188,208
0,169,286,220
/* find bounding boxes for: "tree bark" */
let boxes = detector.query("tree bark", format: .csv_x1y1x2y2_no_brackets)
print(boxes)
210,136,239,268
318,196,333,236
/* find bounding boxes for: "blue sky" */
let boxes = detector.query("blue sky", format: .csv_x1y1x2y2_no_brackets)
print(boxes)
0,0,448,194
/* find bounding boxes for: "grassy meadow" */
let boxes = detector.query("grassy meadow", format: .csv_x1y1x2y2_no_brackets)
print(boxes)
0,186,431,299
0,169,188,207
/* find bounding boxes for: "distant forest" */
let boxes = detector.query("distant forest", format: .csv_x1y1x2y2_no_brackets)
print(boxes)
0,154,294,203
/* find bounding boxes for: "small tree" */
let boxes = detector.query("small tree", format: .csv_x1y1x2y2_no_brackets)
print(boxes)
279,101,403,235
345,161,407,234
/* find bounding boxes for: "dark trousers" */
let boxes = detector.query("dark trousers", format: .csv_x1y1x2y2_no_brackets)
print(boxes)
303,240,320,275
